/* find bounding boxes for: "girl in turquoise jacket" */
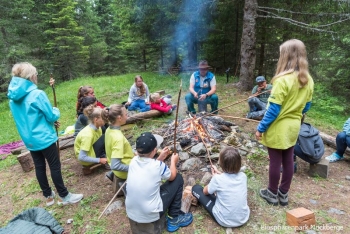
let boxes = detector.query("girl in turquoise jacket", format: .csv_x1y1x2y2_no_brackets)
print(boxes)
8,62,83,206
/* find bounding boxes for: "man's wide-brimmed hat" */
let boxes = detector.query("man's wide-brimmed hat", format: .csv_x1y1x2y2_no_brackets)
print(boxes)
198,60,211,69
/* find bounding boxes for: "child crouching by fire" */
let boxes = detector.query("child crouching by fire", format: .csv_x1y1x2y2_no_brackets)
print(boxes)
125,132,193,232
192,146,250,227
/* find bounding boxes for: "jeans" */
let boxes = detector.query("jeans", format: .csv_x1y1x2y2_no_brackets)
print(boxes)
294,144,320,164
128,99,150,112
267,146,294,194
30,143,68,198
192,185,216,220
185,93,218,114
336,131,350,157
247,97,266,119
159,173,184,218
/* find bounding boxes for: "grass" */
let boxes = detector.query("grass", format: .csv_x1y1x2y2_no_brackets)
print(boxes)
0,72,349,233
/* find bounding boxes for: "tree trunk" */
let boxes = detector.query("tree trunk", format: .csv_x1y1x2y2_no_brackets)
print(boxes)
237,0,258,91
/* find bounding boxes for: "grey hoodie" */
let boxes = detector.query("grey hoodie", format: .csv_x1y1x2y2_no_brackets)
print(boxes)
297,123,325,162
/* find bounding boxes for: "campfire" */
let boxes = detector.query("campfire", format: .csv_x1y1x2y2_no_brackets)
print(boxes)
155,113,236,150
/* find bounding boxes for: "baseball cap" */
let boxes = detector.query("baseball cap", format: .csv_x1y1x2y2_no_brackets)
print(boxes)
136,132,164,154
256,76,266,83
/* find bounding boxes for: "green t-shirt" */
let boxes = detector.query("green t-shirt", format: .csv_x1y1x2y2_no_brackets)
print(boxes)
262,72,314,149
105,127,134,179
74,125,102,166
251,84,273,103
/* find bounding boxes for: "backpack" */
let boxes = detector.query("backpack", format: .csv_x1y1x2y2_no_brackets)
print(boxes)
297,123,325,162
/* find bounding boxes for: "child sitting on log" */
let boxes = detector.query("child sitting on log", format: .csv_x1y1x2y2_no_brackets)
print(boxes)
150,93,176,114
74,105,108,168
125,132,193,232
103,104,134,191
76,85,106,114
125,75,150,112
192,146,250,227
74,96,97,137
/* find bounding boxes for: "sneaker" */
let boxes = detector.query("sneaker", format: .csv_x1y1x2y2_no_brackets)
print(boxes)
278,189,288,206
46,191,55,206
246,112,252,119
259,188,278,206
105,171,114,182
325,152,344,163
167,212,193,232
57,192,83,205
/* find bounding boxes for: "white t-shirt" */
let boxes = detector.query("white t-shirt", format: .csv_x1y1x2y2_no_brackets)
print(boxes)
125,156,171,223
190,73,216,88
208,172,250,227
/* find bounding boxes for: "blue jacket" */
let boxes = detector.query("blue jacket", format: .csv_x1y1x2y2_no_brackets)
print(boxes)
7,77,60,151
343,118,350,136
193,71,214,95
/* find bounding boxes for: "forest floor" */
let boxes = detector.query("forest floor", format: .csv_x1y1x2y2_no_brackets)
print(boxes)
1,85,350,234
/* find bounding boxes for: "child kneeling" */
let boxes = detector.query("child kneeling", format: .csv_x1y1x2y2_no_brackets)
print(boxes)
192,146,250,227
125,132,193,232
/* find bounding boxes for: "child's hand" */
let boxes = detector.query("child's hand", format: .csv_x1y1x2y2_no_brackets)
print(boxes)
99,158,107,164
171,153,179,164
211,165,221,175
158,147,170,161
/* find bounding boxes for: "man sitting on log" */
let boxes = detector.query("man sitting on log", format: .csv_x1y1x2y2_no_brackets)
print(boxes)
185,60,218,114
246,76,272,120
325,117,350,162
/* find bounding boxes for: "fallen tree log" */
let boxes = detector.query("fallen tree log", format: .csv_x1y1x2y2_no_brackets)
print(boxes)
126,110,164,124
319,131,350,155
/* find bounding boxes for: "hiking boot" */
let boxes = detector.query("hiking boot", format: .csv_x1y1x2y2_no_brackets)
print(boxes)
105,171,114,182
278,189,288,206
57,192,83,205
325,152,344,163
167,212,193,232
259,188,278,206
46,191,55,206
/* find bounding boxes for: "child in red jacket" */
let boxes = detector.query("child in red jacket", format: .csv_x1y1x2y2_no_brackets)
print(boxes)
150,93,176,114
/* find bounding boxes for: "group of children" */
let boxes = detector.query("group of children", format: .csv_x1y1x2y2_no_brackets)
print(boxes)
8,62,250,232
71,78,250,232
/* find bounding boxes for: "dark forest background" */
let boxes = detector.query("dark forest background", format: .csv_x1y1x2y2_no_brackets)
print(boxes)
1,0,350,112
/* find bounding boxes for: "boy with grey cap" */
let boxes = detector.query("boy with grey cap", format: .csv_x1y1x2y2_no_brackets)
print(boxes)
247,76,272,120
125,132,193,232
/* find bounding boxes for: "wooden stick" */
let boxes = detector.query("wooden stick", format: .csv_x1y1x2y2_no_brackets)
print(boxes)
98,181,127,220
50,73,60,159
173,80,182,154
216,114,261,123
199,89,271,119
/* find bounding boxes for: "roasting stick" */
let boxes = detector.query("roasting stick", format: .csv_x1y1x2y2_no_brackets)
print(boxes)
98,181,127,220
197,89,271,120
216,114,261,123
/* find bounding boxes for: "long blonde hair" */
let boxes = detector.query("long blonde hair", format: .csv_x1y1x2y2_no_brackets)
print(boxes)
135,75,146,96
271,39,309,87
